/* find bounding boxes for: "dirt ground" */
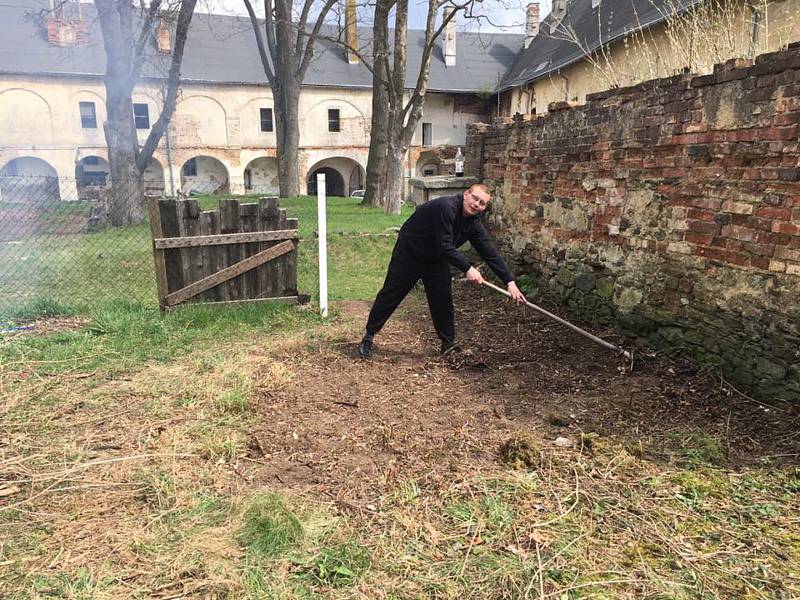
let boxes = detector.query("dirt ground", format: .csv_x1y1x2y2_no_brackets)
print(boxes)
250,281,800,504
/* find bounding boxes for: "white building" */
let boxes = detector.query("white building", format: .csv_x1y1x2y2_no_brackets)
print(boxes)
0,0,523,199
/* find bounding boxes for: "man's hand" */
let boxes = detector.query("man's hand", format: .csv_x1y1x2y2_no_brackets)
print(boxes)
507,281,526,304
465,266,485,286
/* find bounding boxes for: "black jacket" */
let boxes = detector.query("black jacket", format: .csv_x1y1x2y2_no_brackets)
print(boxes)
398,194,514,284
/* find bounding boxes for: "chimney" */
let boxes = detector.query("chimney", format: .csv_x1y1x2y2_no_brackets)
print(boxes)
525,3,539,49
443,7,456,67
550,0,567,33
156,17,171,53
345,0,358,64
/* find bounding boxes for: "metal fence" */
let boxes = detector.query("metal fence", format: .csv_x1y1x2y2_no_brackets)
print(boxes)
0,175,404,318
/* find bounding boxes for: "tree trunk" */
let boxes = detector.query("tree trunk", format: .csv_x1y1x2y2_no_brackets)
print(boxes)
383,113,405,215
384,139,405,215
364,0,392,208
104,88,145,225
364,102,388,207
274,79,301,198
94,0,196,226
96,0,145,226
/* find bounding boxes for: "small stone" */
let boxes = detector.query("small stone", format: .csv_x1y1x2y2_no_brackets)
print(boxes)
554,437,574,448
575,272,596,292
595,277,615,298
556,267,576,287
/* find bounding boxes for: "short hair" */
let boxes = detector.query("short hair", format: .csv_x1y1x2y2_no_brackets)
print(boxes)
469,183,491,197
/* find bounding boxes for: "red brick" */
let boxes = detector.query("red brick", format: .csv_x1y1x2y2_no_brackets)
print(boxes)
726,251,751,266
774,247,800,261
756,230,791,245
755,206,792,220
731,215,773,231
751,256,770,270
687,208,716,221
694,246,728,262
684,197,723,211
688,220,721,234
774,112,800,126
772,221,800,235
685,231,714,245
743,242,775,256
764,125,798,140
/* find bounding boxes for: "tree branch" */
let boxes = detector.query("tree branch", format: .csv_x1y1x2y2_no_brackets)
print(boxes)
242,0,277,86
296,0,339,78
136,0,197,172
263,0,278,63
295,0,314,58
131,0,163,82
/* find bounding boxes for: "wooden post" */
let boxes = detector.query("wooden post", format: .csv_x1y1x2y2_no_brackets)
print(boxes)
159,199,185,302
146,195,169,311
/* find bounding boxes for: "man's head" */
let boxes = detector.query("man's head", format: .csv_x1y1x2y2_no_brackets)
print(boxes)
463,184,491,217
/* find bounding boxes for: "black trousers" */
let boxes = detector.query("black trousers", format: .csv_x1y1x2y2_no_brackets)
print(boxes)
365,236,454,345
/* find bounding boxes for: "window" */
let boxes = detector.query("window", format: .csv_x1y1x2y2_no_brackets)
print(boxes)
79,101,97,128
423,167,436,176
328,108,340,132
260,107,273,132
422,122,432,146
182,158,197,177
133,103,150,129
83,156,100,165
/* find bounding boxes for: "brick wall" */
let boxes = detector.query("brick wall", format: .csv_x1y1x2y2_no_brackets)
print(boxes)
468,45,800,400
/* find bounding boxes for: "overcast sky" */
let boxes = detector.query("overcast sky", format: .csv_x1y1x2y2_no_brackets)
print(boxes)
197,0,553,34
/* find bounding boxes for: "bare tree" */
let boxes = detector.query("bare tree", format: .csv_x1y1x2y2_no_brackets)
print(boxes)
362,0,391,208
242,0,339,198
355,0,465,213
94,0,197,226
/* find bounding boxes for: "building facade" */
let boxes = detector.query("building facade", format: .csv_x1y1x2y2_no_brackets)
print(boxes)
499,0,800,116
0,0,521,200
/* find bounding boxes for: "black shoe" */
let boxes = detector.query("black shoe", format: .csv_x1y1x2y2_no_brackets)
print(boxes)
357,338,373,359
441,341,461,356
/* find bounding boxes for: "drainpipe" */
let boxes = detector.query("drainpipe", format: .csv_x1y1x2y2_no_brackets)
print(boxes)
165,126,175,196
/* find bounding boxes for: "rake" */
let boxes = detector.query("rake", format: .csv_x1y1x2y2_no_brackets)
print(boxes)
481,281,633,360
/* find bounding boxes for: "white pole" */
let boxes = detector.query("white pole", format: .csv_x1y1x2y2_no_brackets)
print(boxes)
317,173,328,318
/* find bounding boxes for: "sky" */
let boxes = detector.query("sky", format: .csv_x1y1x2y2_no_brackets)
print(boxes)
197,0,553,34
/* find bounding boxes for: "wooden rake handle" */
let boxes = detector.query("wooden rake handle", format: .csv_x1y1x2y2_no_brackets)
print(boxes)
481,281,633,360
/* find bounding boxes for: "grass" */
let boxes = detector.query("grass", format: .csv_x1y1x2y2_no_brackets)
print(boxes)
2,195,798,597
0,194,411,318
1,306,799,597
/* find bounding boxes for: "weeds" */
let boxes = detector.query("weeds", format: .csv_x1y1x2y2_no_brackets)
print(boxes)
238,494,304,558
1,291,798,598
300,540,370,588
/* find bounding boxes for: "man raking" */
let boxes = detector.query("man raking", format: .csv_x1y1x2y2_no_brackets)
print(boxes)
358,184,526,359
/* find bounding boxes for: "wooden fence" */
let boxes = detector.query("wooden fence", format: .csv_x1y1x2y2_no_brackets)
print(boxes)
148,197,299,309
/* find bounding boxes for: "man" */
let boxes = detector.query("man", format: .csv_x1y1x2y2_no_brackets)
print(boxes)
357,183,526,359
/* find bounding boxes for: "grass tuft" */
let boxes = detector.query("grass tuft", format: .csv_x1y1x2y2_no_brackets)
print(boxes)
238,494,305,558
300,540,370,588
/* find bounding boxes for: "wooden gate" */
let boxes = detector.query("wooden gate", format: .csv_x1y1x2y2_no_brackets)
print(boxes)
148,197,299,310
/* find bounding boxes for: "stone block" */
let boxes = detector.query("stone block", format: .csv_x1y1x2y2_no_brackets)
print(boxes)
555,267,575,287
755,357,788,380
575,272,596,292
595,277,615,298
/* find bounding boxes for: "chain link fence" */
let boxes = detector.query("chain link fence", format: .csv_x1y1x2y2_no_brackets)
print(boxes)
0,175,407,319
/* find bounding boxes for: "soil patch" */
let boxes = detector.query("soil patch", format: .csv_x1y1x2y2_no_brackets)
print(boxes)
251,281,800,504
